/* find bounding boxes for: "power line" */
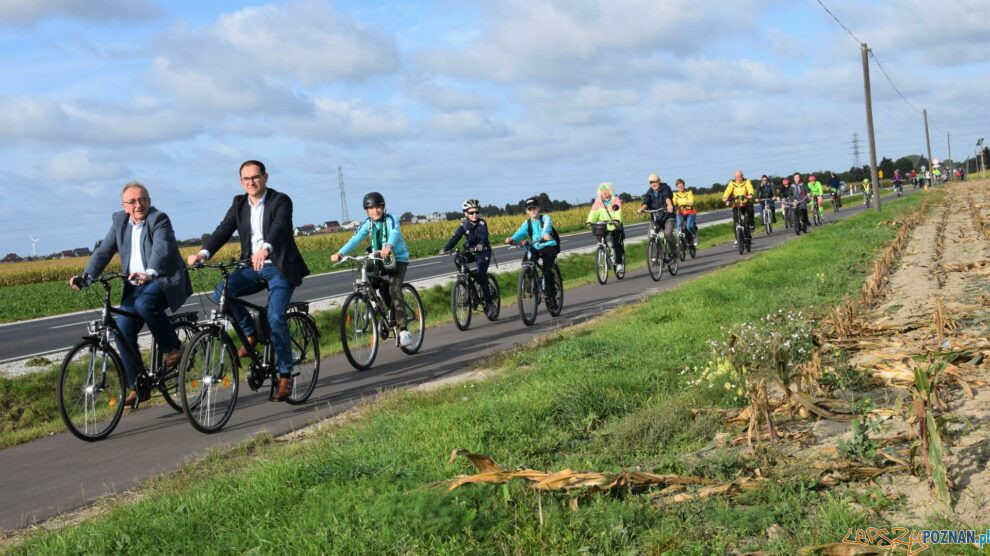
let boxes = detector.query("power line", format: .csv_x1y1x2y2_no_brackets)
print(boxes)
868,50,922,115
814,0,862,44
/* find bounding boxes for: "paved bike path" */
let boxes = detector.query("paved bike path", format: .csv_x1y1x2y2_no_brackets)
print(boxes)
0,196,901,531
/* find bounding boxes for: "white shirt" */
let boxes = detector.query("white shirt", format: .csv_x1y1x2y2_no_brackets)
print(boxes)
128,218,157,279
199,193,272,261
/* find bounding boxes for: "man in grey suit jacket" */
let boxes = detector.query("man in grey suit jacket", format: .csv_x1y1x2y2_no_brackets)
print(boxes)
70,182,193,407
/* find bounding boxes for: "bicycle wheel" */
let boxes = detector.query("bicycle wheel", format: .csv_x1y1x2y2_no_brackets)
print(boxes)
57,340,126,442
678,235,687,262
485,274,501,321
793,210,801,235
736,226,745,254
765,211,773,235
399,284,425,355
666,239,680,275
833,197,840,212
340,291,378,370
451,277,472,330
158,322,198,413
784,208,791,229
647,237,662,281
615,249,626,280
595,246,608,285
285,312,320,404
517,266,539,326
178,328,239,434
547,265,564,317
813,207,821,226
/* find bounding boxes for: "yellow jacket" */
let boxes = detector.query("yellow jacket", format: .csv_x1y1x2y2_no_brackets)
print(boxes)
672,191,696,214
723,180,754,204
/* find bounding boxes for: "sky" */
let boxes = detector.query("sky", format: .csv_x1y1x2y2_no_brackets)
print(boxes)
1,0,989,256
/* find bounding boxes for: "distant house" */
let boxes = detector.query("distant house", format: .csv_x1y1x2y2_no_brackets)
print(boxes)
1,253,23,263
294,224,318,236
340,220,360,231
322,220,341,233
413,212,446,224
59,250,76,259
73,247,92,257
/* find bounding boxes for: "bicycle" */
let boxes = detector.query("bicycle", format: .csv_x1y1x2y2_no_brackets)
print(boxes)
645,208,678,281
894,180,903,197
782,199,793,230
508,242,563,326
811,197,823,227
788,200,808,235
674,214,696,261
448,247,500,330
730,197,752,255
831,191,841,213
757,198,774,235
57,273,200,441
336,253,425,370
178,260,321,433
863,188,872,207
588,220,624,284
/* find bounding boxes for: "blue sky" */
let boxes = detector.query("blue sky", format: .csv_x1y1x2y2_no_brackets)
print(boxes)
1,0,988,256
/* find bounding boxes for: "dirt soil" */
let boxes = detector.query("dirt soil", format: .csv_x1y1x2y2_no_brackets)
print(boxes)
804,181,990,527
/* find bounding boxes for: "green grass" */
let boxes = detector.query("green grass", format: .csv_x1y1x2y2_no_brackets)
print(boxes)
0,220,738,449
11,193,982,555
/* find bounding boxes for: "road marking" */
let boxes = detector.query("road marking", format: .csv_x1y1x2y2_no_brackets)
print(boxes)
50,321,88,330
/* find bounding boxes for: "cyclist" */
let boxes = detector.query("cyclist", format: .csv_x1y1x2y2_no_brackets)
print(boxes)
441,199,496,318
73,181,192,408
827,173,842,209
636,173,675,256
776,176,791,200
504,196,560,310
862,178,872,205
189,161,310,401
789,176,811,228
756,174,777,224
893,169,904,195
722,170,755,243
807,174,824,217
586,182,625,273
331,192,413,347
672,178,698,247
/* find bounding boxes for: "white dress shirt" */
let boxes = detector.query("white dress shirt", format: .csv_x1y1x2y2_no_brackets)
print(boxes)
128,218,157,281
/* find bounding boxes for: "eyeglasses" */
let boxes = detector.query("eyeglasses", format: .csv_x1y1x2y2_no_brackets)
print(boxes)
466,210,479,215
240,175,264,183
122,198,149,206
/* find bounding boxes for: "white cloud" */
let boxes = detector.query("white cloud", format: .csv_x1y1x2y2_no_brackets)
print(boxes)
0,0,160,26
0,96,202,146
38,149,126,182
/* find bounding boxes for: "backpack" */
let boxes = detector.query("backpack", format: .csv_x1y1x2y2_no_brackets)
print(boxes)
526,215,561,246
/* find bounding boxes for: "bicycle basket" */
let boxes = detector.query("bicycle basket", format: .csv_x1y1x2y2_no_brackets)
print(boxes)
589,222,609,238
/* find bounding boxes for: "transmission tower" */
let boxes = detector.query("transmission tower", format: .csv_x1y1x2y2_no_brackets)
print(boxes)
338,166,350,223
850,133,863,168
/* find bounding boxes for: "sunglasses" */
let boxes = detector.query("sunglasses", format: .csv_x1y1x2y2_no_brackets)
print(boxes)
466,210,479,215
526,206,539,211
649,181,659,184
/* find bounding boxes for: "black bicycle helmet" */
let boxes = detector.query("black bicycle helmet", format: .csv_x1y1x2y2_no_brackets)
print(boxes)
363,191,385,208
524,196,539,208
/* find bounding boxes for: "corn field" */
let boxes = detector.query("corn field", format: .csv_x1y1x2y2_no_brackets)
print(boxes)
0,191,725,288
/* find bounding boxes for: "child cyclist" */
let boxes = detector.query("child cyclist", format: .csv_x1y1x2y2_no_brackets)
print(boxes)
586,182,624,273
503,196,560,310
331,192,413,347
673,178,699,246
441,199,496,318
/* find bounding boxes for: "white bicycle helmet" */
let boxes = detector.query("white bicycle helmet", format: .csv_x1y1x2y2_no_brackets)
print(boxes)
461,199,481,211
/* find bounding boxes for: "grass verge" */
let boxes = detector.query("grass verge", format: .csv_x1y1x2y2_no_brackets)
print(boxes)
10,193,978,554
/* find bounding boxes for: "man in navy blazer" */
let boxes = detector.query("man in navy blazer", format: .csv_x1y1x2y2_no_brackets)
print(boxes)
188,160,310,401
71,182,192,407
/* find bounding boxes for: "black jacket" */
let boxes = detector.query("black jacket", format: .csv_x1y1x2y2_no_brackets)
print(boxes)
202,187,311,287
443,218,491,253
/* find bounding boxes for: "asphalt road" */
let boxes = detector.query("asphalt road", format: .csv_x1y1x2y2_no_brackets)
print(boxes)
0,208,741,363
0,193,910,532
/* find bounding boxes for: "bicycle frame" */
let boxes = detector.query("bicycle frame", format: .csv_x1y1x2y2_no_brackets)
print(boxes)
452,250,487,309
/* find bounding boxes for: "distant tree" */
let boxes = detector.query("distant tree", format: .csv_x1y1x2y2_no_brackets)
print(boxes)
400,211,414,221
893,156,914,173
617,192,633,202
879,157,895,176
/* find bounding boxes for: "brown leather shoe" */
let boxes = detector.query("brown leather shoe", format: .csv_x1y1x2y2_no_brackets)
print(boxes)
273,375,291,402
164,344,182,368
237,335,258,358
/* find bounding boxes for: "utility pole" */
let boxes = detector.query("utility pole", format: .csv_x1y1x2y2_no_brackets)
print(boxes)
946,131,952,171
337,166,350,223
861,43,881,211
923,109,934,188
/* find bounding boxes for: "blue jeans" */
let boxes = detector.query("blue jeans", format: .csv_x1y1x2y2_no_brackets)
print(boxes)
675,212,697,242
212,264,295,375
116,281,179,389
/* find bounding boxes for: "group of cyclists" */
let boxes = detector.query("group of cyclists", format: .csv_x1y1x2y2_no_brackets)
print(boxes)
68,162,855,427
